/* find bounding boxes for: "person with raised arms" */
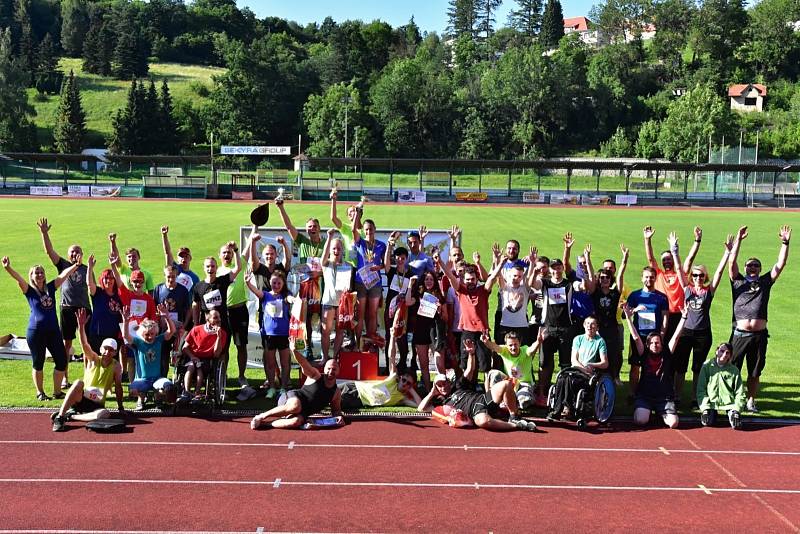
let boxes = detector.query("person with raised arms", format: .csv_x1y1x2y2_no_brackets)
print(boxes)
109,232,155,292
51,309,124,432
217,240,250,389
625,265,669,397
122,303,176,410
383,231,413,370
319,227,355,361
350,204,387,345
727,224,791,412
2,256,78,401
251,340,343,430
161,225,199,292
86,254,123,354
589,244,629,385
153,264,191,376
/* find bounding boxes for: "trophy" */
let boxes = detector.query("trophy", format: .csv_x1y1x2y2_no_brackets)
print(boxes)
275,187,286,205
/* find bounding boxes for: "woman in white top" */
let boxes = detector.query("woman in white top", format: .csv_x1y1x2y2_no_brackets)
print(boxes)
321,228,354,360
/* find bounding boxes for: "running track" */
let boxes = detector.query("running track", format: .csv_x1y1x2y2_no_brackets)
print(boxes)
2,413,800,533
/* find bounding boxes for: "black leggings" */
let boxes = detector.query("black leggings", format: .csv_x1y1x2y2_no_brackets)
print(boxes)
26,327,67,371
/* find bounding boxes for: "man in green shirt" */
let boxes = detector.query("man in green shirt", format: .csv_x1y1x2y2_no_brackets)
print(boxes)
697,342,746,429
218,240,251,390
482,332,537,410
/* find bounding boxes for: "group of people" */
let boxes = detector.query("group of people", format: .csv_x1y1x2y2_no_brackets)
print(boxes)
2,198,791,433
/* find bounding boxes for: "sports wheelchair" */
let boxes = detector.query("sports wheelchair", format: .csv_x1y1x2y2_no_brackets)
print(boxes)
171,353,227,415
546,367,615,430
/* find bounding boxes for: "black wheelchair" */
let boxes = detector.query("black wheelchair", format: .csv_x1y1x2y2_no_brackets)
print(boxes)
546,367,615,430
171,354,227,415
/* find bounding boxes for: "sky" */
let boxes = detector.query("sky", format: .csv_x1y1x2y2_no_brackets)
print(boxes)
241,0,596,34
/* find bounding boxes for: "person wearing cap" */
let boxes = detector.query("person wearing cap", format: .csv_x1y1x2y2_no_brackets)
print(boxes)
36,217,90,386
417,338,537,431
110,257,157,382
405,228,434,277
52,309,124,431
108,232,155,291
727,224,791,413
161,225,199,292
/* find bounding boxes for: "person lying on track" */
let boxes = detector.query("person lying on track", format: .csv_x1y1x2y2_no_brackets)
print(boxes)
251,340,343,430
51,309,124,432
417,338,538,432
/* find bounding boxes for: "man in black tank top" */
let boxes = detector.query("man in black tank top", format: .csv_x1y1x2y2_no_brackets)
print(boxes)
251,344,343,429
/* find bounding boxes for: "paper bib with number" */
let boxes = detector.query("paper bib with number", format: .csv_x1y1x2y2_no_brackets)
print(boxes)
358,265,380,289
265,300,283,318
202,289,222,309
637,311,656,331
84,386,104,402
176,273,193,291
129,299,147,317
389,274,409,294
547,286,567,304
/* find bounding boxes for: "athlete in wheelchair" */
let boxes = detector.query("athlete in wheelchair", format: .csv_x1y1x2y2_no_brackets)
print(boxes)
547,316,615,429
173,309,228,413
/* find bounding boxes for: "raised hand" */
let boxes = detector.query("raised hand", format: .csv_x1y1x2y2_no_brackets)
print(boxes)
326,228,336,238
736,226,748,241
1,256,9,268
620,243,630,260
108,232,117,242
388,231,400,246
694,226,702,241
36,217,50,234
156,302,169,316
643,226,655,240
76,308,89,326
161,225,169,235
472,251,481,263
88,254,96,268
432,249,440,263
724,234,734,252
448,225,462,241
563,232,574,249
584,243,592,257
463,338,476,353
276,235,284,244
528,245,538,262
667,231,678,249
120,305,130,321
418,225,428,241
779,225,792,243
492,242,501,261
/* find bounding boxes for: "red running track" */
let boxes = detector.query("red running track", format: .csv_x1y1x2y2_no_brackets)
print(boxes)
1,413,800,533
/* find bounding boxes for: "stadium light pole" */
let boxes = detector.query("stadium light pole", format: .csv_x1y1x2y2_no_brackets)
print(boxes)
342,95,351,159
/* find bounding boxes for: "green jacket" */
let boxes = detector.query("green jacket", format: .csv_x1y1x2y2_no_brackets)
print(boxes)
696,359,746,412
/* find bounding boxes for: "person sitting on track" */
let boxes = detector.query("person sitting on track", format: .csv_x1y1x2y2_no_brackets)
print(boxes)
623,303,687,429
251,340,344,430
546,315,609,422
697,342,746,430
180,309,227,402
417,338,537,432
481,331,537,411
340,328,423,410
51,309,124,432
122,303,176,410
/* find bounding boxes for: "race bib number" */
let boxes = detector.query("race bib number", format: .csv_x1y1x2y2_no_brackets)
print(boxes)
265,300,283,318
176,273,193,291
418,292,439,318
638,311,656,331
547,286,567,304
363,383,392,406
203,289,222,309
389,274,410,294
335,266,351,292
84,386,104,402
126,319,140,339
307,257,322,273
358,265,380,289
129,299,147,318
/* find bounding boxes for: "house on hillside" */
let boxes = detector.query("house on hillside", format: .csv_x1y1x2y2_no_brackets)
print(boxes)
563,17,598,45
625,23,656,42
728,84,767,113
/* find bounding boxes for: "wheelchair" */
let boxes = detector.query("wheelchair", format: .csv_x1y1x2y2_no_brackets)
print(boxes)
171,353,227,415
547,367,615,430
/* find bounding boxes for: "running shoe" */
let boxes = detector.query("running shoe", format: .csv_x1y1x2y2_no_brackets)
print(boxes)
700,410,711,426
51,415,65,432
746,398,759,413
238,376,249,388
265,387,277,399
728,410,742,429
508,415,537,432
135,398,145,411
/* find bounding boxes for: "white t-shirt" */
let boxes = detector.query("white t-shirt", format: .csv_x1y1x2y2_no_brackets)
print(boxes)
499,283,530,328
446,286,462,333
322,263,353,307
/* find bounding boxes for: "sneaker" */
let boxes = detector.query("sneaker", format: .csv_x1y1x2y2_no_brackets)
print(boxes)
238,376,249,388
690,400,699,410
700,410,711,426
265,387,277,399
177,392,191,404
746,398,759,413
52,391,65,400
509,415,537,432
51,415,65,432
728,410,742,429
135,398,145,411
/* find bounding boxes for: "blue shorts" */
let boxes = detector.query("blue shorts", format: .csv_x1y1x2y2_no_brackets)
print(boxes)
130,377,173,393
634,396,676,415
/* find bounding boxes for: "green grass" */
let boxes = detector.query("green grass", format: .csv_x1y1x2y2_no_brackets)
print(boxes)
1,198,799,417
27,58,224,149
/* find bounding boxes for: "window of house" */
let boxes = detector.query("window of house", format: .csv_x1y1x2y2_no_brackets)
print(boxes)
744,97,757,106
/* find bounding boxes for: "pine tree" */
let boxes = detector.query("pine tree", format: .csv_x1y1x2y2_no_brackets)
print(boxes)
53,70,86,153
109,79,139,154
509,0,544,39
83,5,113,76
61,0,89,57
539,0,564,48
476,0,503,40
35,33,62,94
12,0,35,86
0,28,36,150
159,79,179,154
0,0,12,29
143,79,160,153
447,0,479,39
112,8,148,79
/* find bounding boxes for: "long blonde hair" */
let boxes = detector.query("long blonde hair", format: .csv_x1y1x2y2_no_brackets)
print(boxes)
691,264,710,287
28,264,47,294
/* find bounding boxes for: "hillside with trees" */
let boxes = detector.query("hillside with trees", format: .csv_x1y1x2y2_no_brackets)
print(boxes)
1,0,799,160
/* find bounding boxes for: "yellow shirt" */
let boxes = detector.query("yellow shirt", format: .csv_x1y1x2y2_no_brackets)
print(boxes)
354,376,406,407
82,359,117,404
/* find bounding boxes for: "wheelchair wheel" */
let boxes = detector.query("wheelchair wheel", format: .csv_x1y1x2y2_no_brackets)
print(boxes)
214,359,227,407
547,385,556,409
575,389,586,414
594,375,616,423
576,418,588,431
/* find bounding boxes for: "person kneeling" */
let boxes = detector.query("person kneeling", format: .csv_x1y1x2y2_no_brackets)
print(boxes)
697,342,745,430
623,303,687,429
251,340,344,430
418,338,537,432
123,303,176,410
51,309,124,431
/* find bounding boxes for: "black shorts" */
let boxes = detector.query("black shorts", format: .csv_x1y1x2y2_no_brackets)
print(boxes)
262,334,290,351
73,396,105,414
673,328,713,374
495,324,530,346
60,306,90,341
468,391,505,419
227,305,249,347
459,331,492,373
730,329,768,378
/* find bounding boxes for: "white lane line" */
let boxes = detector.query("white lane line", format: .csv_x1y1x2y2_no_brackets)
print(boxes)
273,478,281,488
698,484,712,495
2,440,800,457
1,478,800,495
287,441,295,450
659,447,670,456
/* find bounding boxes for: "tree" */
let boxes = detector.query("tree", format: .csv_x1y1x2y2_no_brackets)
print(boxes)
142,79,160,153
34,32,62,94
159,80,180,154
0,28,36,150
737,0,800,81
109,79,148,154
590,0,652,44
12,0,35,86
600,126,634,157
508,0,544,40
689,0,748,78
459,106,492,158
539,0,564,48
303,82,373,157
476,0,503,41
53,70,86,153
61,0,89,57
112,7,149,79
657,83,733,161
447,0,479,39
82,4,113,76
635,119,661,158
651,0,695,80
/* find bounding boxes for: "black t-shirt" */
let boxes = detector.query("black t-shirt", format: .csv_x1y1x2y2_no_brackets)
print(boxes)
633,346,674,400
192,273,233,324
684,286,714,331
592,287,621,329
731,273,773,321
154,283,191,323
444,377,484,415
254,262,288,291
385,266,412,306
55,258,89,308
542,278,572,328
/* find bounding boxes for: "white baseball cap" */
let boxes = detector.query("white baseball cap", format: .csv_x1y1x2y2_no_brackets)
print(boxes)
101,338,118,351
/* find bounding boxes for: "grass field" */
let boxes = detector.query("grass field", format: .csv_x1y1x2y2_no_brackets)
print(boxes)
27,58,223,149
0,197,798,417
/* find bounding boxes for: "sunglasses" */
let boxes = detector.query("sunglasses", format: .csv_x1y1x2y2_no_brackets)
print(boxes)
691,273,703,278
745,263,761,268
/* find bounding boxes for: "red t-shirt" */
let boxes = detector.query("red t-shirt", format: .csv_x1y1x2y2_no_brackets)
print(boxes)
185,324,228,359
118,285,157,339
456,282,489,332
655,268,684,313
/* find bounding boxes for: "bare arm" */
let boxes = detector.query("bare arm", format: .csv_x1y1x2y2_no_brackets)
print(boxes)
76,308,96,362
161,226,174,267
728,226,747,280
157,302,176,341
667,311,688,353
772,225,792,283
109,255,123,288
247,225,261,271
54,259,81,289
275,200,299,241
472,251,488,281
617,244,629,291
384,231,400,275
321,228,335,267
643,226,657,270
350,204,363,243
2,257,29,292
483,257,505,292
87,255,98,296
113,364,125,413
622,303,644,356
481,332,503,354
36,218,61,265
292,343,321,380
329,190,342,229
562,232,574,273
278,236,291,270
710,235,733,291
436,255,460,294
244,270,264,300
108,233,121,268
667,232,687,288
682,226,702,274
463,338,477,382
121,305,133,346
417,385,440,412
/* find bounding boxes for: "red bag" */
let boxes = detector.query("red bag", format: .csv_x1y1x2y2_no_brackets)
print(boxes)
337,291,357,330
